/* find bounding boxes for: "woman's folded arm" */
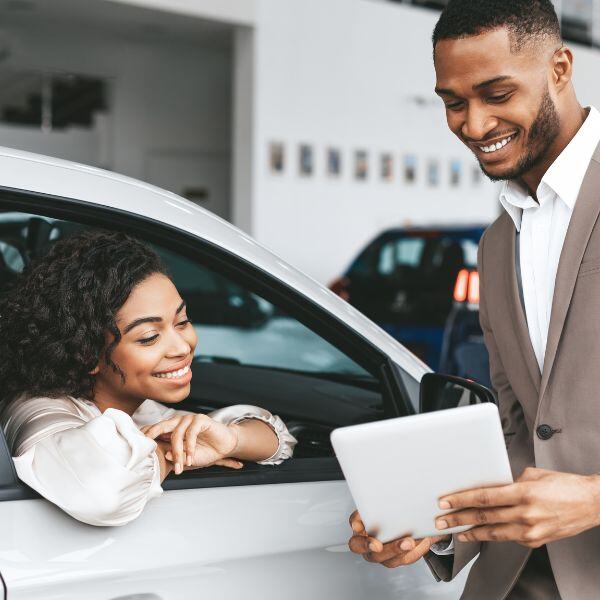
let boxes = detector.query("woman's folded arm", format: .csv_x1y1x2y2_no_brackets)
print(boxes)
13,408,162,527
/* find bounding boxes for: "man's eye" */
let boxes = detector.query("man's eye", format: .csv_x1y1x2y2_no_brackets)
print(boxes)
138,334,159,345
488,93,510,103
445,102,464,111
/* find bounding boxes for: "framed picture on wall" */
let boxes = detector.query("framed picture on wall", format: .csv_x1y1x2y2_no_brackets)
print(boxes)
326,147,342,177
450,159,461,186
427,159,440,186
403,154,417,183
472,164,483,185
299,144,314,177
355,150,368,180
381,153,393,182
269,142,285,174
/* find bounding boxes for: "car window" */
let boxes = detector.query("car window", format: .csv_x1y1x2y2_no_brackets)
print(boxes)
0,208,396,492
155,247,371,379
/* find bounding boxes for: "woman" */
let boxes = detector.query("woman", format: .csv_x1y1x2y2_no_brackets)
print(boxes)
0,230,296,526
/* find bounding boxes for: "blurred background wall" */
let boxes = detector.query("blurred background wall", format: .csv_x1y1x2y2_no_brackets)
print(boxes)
0,0,598,284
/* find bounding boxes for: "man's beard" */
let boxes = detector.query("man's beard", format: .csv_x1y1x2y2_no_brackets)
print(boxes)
479,88,560,182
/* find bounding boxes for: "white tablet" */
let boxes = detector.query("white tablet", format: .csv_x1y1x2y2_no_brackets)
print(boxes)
331,403,513,542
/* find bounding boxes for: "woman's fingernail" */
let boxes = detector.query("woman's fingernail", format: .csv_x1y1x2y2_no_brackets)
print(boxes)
176,463,182,474
166,452,172,461
400,540,412,551
439,500,451,509
187,455,192,466
436,519,448,529
368,542,378,552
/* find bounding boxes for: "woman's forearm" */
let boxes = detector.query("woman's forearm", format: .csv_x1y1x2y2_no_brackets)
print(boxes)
228,419,279,462
155,441,174,482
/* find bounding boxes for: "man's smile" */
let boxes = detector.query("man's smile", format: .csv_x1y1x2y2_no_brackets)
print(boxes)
469,132,519,162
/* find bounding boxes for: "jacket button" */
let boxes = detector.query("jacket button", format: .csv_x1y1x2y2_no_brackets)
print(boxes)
536,424,554,440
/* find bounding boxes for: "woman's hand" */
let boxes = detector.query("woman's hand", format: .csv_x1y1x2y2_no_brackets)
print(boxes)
141,413,243,474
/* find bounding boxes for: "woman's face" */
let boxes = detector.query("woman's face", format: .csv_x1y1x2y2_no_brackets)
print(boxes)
93,272,198,405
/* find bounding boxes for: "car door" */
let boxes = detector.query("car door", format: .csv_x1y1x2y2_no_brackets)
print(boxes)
0,194,468,599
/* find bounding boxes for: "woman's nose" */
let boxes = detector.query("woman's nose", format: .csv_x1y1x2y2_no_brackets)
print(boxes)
165,328,191,357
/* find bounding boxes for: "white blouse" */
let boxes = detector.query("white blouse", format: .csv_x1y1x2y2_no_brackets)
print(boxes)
0,396,297,527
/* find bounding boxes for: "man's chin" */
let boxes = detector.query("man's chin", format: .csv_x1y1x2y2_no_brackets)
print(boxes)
478,160,523,183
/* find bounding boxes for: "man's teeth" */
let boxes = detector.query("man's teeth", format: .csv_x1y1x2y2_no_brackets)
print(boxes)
479,135,513,153
153,365,190,379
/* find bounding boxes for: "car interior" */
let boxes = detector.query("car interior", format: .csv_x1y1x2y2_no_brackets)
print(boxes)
0,210,399,493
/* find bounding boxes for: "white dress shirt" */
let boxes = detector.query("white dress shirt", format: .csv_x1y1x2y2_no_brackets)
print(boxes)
431,106,600,557
0,396,297,526
500,106,600,372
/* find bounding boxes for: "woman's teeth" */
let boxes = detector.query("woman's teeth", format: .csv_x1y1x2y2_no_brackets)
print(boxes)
153,365,190,379
479,135,513,154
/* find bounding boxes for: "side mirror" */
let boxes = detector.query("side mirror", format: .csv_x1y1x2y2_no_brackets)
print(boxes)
419,373,496,414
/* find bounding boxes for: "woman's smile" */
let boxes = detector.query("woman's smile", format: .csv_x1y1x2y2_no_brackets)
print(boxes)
151,362,193,384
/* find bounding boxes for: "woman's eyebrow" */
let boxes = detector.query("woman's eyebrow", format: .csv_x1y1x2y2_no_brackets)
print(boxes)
123,302,186,334
123,316,162,334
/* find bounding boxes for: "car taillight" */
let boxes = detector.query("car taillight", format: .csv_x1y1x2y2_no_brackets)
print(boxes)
453,269,479,305
329,276,350,301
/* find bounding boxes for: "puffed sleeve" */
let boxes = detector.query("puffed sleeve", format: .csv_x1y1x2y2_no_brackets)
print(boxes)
208,404,297,466
12,408,162,526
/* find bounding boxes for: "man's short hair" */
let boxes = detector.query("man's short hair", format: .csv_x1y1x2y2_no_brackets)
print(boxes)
432,0,562,53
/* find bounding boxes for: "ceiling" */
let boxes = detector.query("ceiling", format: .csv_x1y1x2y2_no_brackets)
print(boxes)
0,0,234,50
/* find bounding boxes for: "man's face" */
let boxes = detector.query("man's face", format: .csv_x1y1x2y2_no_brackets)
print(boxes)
434,27,560,182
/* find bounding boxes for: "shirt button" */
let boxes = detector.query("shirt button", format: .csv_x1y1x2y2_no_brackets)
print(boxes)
536,424,554,440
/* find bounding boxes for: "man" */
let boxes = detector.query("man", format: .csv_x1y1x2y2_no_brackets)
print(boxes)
347,1,600,598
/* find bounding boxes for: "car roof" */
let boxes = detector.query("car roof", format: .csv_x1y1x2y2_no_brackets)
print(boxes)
0,146,429,381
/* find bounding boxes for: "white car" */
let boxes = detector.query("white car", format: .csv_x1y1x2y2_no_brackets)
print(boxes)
0,147,474,599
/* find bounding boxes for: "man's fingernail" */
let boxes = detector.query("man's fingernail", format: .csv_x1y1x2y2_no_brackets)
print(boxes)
436,519,448,529
457,534,467,542
368,542,378,552
400,540,412,551
439,500,451,509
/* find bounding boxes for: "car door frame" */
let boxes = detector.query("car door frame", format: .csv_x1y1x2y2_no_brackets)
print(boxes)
0,185,415,499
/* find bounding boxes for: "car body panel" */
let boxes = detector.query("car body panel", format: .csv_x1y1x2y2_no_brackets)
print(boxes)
0,482,468,600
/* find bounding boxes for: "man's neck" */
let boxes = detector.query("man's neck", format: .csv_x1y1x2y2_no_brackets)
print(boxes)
519,103,587,197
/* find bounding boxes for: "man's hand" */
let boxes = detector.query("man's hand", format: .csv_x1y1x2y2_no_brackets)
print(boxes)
348,511,449,568
436,467,600,548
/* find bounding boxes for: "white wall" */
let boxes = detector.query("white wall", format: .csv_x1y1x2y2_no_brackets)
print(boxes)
0,20,231,214
249,0,500,284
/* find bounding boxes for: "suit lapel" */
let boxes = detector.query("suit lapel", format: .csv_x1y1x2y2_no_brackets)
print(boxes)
504,219,541,394
539,145,600,402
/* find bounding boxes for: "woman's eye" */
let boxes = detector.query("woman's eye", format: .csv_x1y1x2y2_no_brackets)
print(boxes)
138,334,159,345
176,318,191,328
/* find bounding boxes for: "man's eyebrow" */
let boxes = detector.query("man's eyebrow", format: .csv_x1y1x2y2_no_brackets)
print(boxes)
123,302,186,334
435,76,514,96
473,75,513,90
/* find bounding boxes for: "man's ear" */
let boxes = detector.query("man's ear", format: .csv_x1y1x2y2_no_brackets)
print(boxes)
552,45,574,92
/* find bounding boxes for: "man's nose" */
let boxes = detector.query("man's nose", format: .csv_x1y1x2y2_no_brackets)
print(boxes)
462,104,498,142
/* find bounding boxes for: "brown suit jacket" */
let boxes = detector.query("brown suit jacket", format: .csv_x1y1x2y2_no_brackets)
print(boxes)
427,142,600,599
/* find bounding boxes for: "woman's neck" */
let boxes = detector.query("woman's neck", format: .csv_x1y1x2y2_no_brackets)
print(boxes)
92,386,144,416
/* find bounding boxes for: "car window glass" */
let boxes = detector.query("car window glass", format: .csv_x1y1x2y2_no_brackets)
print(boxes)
461,239,479,268
155,247,371,378
378,237,424,275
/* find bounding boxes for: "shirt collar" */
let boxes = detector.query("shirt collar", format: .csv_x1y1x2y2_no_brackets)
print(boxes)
500,106,600,231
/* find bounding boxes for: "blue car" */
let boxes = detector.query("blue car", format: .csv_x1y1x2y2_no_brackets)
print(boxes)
330,225,486,372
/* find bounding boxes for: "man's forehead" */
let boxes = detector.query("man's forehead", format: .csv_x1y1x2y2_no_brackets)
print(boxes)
434,29,536,91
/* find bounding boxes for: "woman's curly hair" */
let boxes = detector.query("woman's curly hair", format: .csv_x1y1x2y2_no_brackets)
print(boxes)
0,229,168,403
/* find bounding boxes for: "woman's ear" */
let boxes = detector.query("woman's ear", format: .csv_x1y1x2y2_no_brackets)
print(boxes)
89,365,100,375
